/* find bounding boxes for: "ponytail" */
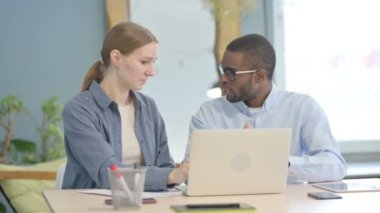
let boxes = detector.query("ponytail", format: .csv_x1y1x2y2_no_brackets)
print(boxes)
81,61,104,91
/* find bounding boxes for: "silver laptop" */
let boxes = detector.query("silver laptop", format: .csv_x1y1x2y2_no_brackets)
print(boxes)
186,128,292,196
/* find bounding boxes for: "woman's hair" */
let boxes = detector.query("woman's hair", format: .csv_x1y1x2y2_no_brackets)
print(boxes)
81,22,158,91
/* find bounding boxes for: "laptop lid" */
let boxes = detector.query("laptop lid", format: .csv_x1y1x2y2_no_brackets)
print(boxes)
186,128,292,196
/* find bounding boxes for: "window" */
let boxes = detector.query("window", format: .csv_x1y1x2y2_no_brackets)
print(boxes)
283,0,380,143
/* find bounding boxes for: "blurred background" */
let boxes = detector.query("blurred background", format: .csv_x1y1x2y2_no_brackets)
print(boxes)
1,0,379,177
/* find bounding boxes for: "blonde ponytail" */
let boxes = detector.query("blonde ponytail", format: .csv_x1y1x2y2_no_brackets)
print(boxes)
81,61,103,91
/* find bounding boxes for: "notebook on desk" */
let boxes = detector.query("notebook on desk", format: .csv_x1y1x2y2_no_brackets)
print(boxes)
185,128,292,196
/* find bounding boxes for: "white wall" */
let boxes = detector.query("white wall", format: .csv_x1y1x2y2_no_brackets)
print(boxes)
130,0,217,161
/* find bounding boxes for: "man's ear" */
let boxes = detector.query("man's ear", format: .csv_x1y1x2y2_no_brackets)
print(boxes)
254,69,268,83
110,49,121,65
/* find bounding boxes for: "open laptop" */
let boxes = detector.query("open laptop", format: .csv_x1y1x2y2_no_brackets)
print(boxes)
186,128,292,196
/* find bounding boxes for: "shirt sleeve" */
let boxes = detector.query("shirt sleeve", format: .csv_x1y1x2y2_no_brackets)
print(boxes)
137,98,176,191
288,99,347,182
63,103,119,188
144,123,175,191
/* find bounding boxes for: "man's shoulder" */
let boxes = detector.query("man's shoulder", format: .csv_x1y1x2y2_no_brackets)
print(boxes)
279,89,316,103
199,97,230,109
275,90,321,112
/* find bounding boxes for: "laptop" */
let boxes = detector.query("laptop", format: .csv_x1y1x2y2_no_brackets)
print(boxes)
186,128,292,196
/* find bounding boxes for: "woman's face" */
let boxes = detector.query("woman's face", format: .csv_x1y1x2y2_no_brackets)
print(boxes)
117,42,158,90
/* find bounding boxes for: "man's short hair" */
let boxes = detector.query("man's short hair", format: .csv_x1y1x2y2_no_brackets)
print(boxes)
226,34,276,80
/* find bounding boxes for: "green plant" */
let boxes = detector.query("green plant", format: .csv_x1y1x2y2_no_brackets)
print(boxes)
0,95,65,165
201,0,258,70
202,0,257,25
9,138,37,164
0,202,6,213
0,95,24,164
37,96,65,162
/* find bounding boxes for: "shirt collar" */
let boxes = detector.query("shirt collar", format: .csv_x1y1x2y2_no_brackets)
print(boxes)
89,80,145,111
231,84,280,113
89,81,113,110
263,85,279,110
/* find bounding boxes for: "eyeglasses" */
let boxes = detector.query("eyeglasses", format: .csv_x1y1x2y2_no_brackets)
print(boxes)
218,64,258,81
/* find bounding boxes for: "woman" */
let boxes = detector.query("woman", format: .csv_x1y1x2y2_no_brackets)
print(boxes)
62,22,188,191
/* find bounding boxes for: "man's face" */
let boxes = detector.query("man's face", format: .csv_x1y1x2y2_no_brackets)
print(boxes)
220,51,257,103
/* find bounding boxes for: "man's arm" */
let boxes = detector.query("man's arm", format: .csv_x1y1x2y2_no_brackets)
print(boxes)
288,101,347,182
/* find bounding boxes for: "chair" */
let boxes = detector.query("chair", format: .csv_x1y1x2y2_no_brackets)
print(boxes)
0,158,66,213
55,163,66,189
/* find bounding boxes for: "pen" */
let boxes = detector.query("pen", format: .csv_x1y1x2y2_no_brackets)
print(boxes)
110,164,134,200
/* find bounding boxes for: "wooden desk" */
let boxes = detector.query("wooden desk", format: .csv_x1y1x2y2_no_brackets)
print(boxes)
43,182,380,213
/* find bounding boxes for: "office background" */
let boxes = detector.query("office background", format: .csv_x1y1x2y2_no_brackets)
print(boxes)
1,0,379,174
0,0,272,161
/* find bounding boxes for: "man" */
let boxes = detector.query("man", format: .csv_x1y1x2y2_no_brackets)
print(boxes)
185,34,346,183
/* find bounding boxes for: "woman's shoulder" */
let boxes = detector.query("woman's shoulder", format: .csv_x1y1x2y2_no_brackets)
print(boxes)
63,91,95,113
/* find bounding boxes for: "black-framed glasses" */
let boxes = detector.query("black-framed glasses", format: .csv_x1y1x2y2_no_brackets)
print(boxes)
218,64,258,81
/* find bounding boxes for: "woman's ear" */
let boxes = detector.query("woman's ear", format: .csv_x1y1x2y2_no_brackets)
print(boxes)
110,49,121,66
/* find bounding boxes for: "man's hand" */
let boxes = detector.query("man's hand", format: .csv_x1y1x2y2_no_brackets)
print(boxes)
243,122,253,128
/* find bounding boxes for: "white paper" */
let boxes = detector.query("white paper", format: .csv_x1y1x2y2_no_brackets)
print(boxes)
76,188,182,198
77,189,111,196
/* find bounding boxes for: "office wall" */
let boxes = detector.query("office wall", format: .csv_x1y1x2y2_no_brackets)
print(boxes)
0,0,269,162
131,0,273,161
0,0,106,158
130,0,216,161
0,0,216,162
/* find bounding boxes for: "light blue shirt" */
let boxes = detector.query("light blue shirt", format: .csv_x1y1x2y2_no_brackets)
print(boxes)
185,86,347,182
62,81,175,191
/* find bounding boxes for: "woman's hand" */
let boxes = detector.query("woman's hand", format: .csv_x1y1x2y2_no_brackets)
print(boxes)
167,160,189,184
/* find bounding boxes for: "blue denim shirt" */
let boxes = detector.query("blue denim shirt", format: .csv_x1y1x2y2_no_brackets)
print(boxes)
62,81,175,191
185,86,347,183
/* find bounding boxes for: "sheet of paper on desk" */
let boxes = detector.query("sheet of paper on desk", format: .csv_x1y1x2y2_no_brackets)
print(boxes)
77,189,112,196
77,188,182,198
143,189,182,198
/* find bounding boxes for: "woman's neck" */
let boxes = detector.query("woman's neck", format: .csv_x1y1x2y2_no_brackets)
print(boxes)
100,75,131,106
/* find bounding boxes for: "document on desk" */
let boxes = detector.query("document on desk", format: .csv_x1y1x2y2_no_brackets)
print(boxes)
313,178,380,193
77,188,182,198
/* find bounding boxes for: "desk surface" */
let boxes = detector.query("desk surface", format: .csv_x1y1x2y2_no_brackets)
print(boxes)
43,180,380,213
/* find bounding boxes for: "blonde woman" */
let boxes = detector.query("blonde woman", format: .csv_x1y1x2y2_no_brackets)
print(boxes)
62,22,188,191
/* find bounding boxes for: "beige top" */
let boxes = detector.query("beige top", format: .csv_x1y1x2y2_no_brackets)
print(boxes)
118,101,142,165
